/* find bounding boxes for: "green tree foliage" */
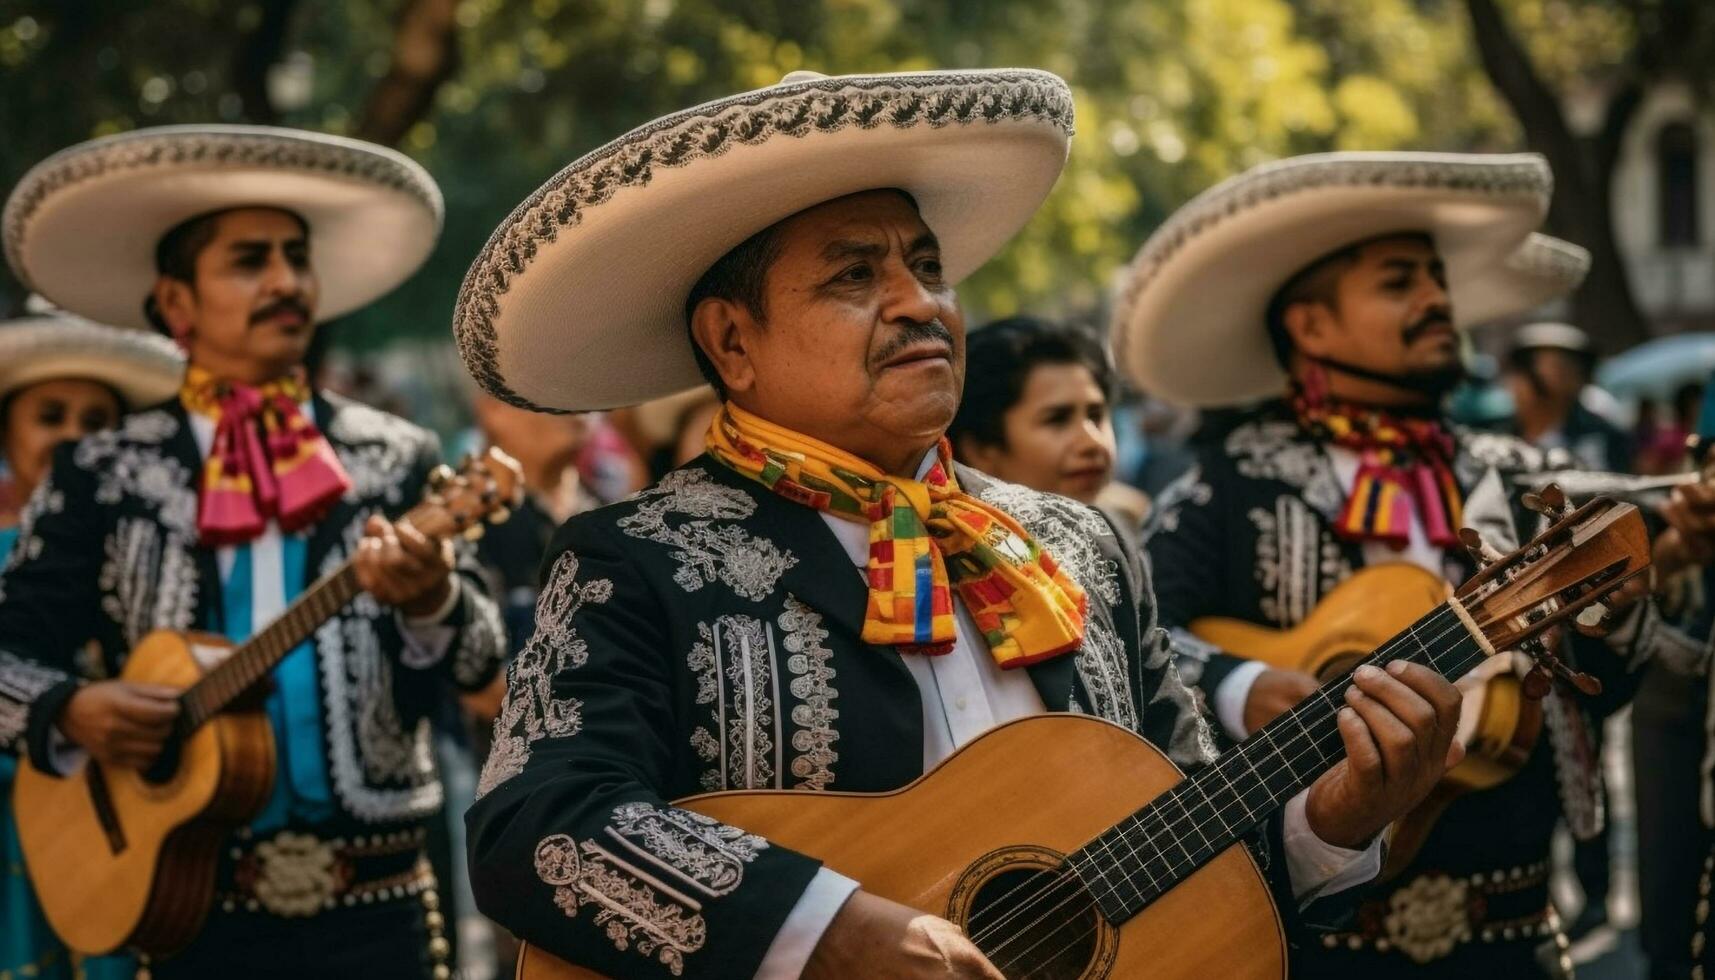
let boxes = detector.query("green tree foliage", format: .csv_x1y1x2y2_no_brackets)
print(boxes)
0,0,1601,348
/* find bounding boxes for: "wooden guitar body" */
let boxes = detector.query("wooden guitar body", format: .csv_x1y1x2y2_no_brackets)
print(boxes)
1189,563,1543,878
12,629,275,956
517,714,1284,980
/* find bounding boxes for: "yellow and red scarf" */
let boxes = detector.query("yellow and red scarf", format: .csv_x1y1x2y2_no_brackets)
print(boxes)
706,404,1087,669
1292,385,1463,550
180,366,351,547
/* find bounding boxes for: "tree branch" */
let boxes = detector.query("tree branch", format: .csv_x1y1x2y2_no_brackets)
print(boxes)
354,0,462,147
231,0,299,125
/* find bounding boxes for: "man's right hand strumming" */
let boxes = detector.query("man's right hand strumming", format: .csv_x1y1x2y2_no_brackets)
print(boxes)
806,890,1004,979
57,680,181,769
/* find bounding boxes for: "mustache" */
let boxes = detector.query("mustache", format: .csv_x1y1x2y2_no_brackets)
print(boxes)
1402,308,1454,344
250,296,312,326
872,320,954,366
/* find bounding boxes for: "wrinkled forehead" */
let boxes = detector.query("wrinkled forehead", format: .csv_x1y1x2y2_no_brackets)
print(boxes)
773,188,931,252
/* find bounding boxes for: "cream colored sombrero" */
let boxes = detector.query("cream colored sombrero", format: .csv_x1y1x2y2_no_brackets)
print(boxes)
455,68,1075,412
4,125,443,330
0,306,184,408
1459,232,1589,327
1112,152,1553,407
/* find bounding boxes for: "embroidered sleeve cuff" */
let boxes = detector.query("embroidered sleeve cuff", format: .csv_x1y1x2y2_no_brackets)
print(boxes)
1282,790,1382,905
404,577,464,627
755,867,861,979
1212,659,1267,742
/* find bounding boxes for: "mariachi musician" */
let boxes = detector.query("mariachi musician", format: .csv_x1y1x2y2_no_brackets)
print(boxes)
1119,152,1713,977
460,68,1465,979
0,125,506,978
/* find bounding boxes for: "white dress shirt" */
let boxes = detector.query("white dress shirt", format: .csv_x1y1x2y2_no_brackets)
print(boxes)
757,457,1381,977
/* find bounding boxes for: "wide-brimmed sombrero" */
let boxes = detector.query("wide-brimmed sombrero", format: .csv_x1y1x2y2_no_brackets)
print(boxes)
1112,152,1553,407
1460,232,1589,327
0,306,184,409
4,125,443,331
455,68,1075,412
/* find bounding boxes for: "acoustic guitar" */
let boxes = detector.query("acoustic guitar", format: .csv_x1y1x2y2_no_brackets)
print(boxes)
12,448,522,958
518,490,1648,980
1190,562,1543,879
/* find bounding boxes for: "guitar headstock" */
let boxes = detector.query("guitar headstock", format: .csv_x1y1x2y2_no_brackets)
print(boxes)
404,447,526,541
1454,485,1651,698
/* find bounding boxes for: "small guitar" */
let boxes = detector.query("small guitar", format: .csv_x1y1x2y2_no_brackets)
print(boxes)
518,491,1648,980
1189,562,1543,879
13,448,522,957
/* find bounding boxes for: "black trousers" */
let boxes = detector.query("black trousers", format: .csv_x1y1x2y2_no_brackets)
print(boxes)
1295,938,1565,979
1634,663,1709,980
148,895,436,980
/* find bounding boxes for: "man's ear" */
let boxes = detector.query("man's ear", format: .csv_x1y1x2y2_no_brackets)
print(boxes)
1282,301,1332,360
153,277,195,344
689,297,757,396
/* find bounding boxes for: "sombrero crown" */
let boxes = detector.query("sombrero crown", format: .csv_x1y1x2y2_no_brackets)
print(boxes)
1112,151,1554,407
4,125,444,330
455,68,1075,413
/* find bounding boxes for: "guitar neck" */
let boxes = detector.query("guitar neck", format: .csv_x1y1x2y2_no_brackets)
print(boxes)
1068,600,1487,923
180,560,361,727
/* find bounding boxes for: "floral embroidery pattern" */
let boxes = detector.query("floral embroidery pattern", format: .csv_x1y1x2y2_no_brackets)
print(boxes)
0,651,68,747
1072,619,1137,733
606,802,768,898
779,598,839,791
478,550,614,797
535,834,707,976
119,409,179,444
1225,420,1344,519
100,517,198,647
1248,496,1347,628
74,436,197,537
0,475,65,604
688,615,780,791
1145,466,1211,537
618,469,796,600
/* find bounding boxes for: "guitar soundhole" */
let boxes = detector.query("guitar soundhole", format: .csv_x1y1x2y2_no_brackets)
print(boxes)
950,845,1117,979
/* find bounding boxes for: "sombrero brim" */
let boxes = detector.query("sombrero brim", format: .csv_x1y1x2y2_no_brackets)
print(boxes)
1112,152,1552,407
4,125,444,330
1460,233,1589,327
455,69,1074,413
0,316,185,408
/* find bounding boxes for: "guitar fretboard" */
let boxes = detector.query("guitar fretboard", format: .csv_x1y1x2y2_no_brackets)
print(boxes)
179,562,361,728
1066,601,1485,924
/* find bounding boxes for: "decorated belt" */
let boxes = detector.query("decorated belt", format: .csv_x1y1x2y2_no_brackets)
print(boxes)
215,826,434,919
1318,861,1565,965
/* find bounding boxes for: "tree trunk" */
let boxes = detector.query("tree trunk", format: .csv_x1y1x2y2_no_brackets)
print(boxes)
1463,0,1653,353
355,0,462,148
232,0,299,125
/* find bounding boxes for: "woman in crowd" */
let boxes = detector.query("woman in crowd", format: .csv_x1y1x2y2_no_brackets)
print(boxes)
0,307,183,980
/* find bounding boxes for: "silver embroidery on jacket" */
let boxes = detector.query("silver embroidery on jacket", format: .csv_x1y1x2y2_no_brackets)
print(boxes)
0,476,65,603
477,549,614,797
689,615,781,791
606,802,768,898
0,651,67,746
618,469,796,601
74,437,197,538
1226,420,1344,518
119,409,179,444
1145,466,1211,536
535,833,707,976
1074,619,1138,732
779,598,839,791
100,518,198,646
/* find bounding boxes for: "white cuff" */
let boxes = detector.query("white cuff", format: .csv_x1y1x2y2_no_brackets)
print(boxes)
756,867,861,979
1212,660,1267,742
45,726,89,776
404,577,463,627
1282,789,1382,905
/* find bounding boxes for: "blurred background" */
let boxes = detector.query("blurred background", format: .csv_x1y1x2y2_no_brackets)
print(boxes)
5,2,1714,977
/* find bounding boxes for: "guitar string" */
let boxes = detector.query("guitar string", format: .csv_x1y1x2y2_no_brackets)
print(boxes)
984,618,1480,977
964,604,1471,953
965,604,1470,950
980,607,1478,969
971,605,1481,967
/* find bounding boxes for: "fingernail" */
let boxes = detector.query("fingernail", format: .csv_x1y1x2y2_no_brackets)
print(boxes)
1386,661,1408,677
1355,665,1380,681
1339,707,1357,723
1345,686,1364,703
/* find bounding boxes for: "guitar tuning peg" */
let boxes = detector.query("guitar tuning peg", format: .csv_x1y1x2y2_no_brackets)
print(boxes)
1522,485,1572,520
463,523,486,542
489,506,512,525
427,465,454,490
1459,527,1502,567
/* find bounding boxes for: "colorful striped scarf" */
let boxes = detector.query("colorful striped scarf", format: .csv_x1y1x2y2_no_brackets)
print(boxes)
706,404,1088,669
1293,388,1463,549
180,366,351,547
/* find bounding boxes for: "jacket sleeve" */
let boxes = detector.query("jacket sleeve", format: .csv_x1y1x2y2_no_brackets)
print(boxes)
465,517,824,979
0,443,100,762
390,433,507,693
